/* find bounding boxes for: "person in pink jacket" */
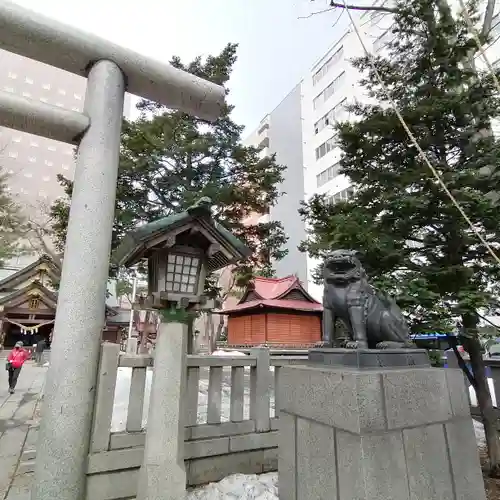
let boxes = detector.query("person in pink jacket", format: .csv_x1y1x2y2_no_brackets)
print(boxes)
7,341,30,394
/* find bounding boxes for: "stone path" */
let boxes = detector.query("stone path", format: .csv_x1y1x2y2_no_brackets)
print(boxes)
0,363,46,500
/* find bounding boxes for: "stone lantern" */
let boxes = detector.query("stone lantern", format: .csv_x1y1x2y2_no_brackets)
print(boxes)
113,197,250,500
114,196,250,312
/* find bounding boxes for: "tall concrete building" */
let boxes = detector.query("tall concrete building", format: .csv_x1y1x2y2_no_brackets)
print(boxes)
0,49,132,275
243,84,308,286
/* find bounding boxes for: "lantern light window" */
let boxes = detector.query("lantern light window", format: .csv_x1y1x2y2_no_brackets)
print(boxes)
165,253,200,293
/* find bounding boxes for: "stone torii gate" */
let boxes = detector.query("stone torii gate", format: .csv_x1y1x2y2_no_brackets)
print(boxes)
0,2,225,499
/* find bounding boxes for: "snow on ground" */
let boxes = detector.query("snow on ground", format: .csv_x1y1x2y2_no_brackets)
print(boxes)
474,419,486,448
188,473,277,500
468,377,497,406
212,350,247,357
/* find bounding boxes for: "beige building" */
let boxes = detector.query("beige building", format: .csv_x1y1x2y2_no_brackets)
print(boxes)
0,49,132,275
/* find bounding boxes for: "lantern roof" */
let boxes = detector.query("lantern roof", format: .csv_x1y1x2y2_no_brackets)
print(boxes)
112,197,251,271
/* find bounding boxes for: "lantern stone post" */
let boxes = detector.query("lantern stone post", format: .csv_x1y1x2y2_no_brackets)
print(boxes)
113,198,251,499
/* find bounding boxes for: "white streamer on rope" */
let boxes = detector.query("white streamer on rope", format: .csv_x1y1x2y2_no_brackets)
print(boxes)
341,0,500,267
4,318,55,335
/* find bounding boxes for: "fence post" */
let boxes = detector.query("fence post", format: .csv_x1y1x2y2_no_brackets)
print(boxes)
250,347,270,432
90,343,120,453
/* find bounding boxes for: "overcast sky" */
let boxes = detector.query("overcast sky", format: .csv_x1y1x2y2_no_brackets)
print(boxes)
11,0,351,133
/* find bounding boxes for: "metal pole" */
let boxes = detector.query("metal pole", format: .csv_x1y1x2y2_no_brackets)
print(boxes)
127,277,138,340
32,60,125,500
126,277,138,354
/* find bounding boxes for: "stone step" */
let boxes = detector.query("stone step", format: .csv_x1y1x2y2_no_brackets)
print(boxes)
16,461,35,475
21,450,36,461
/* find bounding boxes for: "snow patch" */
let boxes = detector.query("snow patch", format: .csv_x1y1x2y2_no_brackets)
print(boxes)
212,350,247,357
474,419,486,448
188,473,278,500
468,377,497,407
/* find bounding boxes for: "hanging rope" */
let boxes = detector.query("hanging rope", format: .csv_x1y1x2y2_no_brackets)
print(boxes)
3,317,54,334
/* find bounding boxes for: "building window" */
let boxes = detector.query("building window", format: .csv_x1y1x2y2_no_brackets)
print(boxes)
42,175,51,182
44,160,53,167
3,86,14,93
8,151,18,158
25,77,34,85
326,187,355,204
12,137,21,143
29,298,39,309
312,47,344,86
316,162,341,187
313,72,345,110
58,89,66,95
8,72,17,79
74,93,82,100
315,135,338,160
314,98,347,134
22,92,31,98
42,83,51,90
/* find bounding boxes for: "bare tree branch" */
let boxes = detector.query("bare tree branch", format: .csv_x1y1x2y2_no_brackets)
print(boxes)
299,7,335,19
329,0,398,14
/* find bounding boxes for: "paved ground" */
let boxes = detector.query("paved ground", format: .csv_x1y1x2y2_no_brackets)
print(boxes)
0,362,46,500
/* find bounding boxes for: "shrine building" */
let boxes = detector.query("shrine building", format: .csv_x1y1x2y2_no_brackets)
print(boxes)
222,275,323,347
0,255,129,348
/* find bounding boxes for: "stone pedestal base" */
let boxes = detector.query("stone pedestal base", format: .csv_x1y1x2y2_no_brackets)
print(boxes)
308,347,431,369
278,360,486,500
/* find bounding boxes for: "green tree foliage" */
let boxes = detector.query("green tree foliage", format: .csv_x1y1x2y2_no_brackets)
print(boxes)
0,169,26,266
50,44,288,295
300,0,500,473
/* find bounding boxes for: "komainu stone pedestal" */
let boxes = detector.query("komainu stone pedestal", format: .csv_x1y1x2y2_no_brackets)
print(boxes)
278,351,486,500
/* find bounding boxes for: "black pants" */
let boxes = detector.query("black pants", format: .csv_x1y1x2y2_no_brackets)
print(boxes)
8,366,21,390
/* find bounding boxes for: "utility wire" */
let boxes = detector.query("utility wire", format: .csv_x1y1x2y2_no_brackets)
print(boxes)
341,0,500,267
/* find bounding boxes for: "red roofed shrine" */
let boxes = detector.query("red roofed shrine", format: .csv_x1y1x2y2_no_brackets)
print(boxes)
222,275,323,347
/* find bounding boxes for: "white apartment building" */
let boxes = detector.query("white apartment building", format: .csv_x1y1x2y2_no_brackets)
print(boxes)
0,49,132,276
248,1,500,301
243,85,308,286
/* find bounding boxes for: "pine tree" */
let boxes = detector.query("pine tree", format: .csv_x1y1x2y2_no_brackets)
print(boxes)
49,44,288,295
300,0,500,473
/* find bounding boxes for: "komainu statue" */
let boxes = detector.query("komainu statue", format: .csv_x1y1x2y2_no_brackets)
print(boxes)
321,249,415,349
